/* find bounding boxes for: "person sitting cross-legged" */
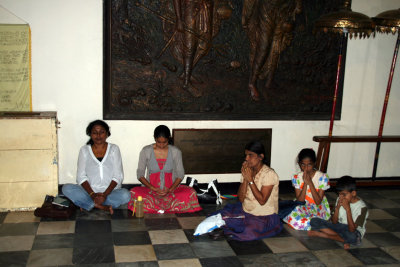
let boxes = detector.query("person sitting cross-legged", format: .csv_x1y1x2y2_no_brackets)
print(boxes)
308,176,369,249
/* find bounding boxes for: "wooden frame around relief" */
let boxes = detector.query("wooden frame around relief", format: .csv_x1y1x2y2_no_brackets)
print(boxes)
104,0,347,120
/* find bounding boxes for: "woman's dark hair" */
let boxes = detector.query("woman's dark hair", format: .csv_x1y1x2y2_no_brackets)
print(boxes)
86,120,111,145
297,148,316,164
154,125,171,140
245,140,268,165
336,176,357,192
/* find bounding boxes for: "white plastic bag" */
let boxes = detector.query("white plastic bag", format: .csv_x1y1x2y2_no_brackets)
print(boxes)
194,213,225,236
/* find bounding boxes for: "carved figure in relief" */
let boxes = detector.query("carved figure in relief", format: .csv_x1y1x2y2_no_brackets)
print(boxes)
243,0,302,101
160,0,232,97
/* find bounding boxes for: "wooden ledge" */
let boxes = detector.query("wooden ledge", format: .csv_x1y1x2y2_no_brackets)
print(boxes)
313,135,400,143
329,179,400,187
0,111,57,119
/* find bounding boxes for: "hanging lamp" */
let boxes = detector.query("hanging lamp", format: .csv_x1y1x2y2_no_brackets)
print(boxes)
313,0,374,171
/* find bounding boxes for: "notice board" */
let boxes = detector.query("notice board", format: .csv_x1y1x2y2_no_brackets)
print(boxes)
0,24,31,111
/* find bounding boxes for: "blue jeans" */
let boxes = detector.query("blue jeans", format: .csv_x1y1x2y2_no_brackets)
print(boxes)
62,184,131,211
310,217,361,245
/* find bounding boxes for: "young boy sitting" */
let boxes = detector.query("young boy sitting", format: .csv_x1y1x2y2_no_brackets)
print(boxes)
308,176,368,249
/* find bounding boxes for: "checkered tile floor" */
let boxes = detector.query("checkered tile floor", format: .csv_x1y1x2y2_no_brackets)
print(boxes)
1,187,400,266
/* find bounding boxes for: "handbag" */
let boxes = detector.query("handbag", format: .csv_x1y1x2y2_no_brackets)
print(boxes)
186,177,222,205
34,195,76,219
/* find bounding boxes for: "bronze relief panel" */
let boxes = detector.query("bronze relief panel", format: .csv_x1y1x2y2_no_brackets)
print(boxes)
104,0,348,120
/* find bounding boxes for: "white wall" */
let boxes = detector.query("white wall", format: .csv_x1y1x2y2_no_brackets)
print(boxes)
0,0,399,184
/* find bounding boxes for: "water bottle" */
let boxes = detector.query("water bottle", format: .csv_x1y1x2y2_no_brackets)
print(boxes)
136,196,144,218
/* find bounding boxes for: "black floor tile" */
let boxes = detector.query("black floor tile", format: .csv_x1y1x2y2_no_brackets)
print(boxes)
365,232,400,247
74,232,113,248
200,256,243,267
190,240,236,258
373,218,400,232
116,262,159,267
39,210,77,221
32,233,74,249
153,243,196,260
144,213,177,219
362,199,379,209
113,231,151,246
228,239,272,255
111,208,134,219
238,253,283,267
383,208,400,218
0,251,30,266
377,189,400,199
273,226,292,237
0,222,39,236
297,235,342,250
111,219,148,232
75,209,112,221
75,220,111,233
348,247,398,265
144,217,181,230
356,190,383,200
275,252,325,266
72,246,115,264
184,229,216,242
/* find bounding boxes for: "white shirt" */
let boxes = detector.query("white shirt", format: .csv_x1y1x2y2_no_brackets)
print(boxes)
336,197,369,238
76,143,124,192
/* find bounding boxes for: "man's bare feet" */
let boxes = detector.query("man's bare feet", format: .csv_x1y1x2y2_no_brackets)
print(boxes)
344,243,350,250
94,203,114,214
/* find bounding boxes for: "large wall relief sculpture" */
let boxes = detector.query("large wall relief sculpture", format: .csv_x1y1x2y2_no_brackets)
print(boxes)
104,0,348,120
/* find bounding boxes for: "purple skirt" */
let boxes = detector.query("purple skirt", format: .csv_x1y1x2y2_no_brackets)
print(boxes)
218,202,282,241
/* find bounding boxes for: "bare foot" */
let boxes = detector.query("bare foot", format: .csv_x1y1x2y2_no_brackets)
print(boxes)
308,230,319,237
248,84,260,101
183,83,202,97
344,243,350,250
109,206,114,215
95,203,114,214
307,230,327,238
